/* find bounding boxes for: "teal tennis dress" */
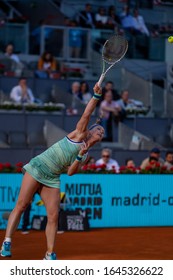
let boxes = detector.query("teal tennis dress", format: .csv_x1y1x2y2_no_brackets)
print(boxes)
23,136,87,188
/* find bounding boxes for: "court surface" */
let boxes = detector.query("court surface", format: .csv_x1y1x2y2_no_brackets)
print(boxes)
0,227,173,260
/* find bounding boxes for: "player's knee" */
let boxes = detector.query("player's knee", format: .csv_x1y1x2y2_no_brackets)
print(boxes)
47,211,58,224
16,200,30,213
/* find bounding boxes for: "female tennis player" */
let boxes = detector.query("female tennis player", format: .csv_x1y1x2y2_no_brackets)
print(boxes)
0,83,104,260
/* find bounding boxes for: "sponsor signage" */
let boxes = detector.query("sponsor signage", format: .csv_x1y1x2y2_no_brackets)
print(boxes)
0,174,173,228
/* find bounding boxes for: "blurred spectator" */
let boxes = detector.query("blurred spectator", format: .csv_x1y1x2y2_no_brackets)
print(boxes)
119,5,134,32
69,20,84,58
4,43,24,76
119,5,145,37
119,5,150,58
78,3,95,28
95,7,108,29
164,150,173,170
80,81,92,105
125,158,136,168
107,5,121,30
67,81,83,114
102,81,120,101
69,81,83,100
99,91,121,140
116,89,129,119
140,147,164,169
108,5,121,24
119,5,137,57
4,43,20,64
132,8,150,36
148,156,160,169
35,51,58,79
10,77,36,104
96,148,120,172
120,6,150,37
116,89,144,120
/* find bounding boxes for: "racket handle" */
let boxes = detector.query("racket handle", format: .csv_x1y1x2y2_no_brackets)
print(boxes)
98,74,105,87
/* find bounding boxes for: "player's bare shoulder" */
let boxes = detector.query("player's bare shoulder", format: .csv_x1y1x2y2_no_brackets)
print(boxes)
67,129,88,142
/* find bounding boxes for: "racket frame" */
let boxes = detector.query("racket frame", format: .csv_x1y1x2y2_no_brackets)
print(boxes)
98,35,128,86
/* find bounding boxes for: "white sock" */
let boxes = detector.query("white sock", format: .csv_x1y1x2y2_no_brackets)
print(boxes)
4,237,11,243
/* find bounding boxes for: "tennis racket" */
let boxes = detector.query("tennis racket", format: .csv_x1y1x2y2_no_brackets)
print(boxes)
98,34,128,86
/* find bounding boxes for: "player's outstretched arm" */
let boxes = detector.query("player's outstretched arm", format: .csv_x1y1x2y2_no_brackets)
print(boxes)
75,83,102,133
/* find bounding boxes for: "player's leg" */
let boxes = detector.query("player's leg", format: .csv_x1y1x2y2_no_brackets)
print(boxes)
39,185,60,260
6,173,39,237
0,173,40,257
21,203,32,234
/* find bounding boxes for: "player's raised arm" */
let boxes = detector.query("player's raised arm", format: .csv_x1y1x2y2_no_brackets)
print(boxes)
75,83,102,133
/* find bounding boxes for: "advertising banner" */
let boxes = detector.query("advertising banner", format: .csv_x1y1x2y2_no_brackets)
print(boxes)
0,174,173,228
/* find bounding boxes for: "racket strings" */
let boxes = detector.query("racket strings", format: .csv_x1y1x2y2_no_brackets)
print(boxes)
102,35,128,64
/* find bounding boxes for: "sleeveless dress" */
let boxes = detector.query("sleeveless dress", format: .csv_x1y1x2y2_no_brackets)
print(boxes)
23,136,87,188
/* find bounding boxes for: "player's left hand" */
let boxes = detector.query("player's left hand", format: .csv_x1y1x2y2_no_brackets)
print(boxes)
93,83,102,95
79,141,89,156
